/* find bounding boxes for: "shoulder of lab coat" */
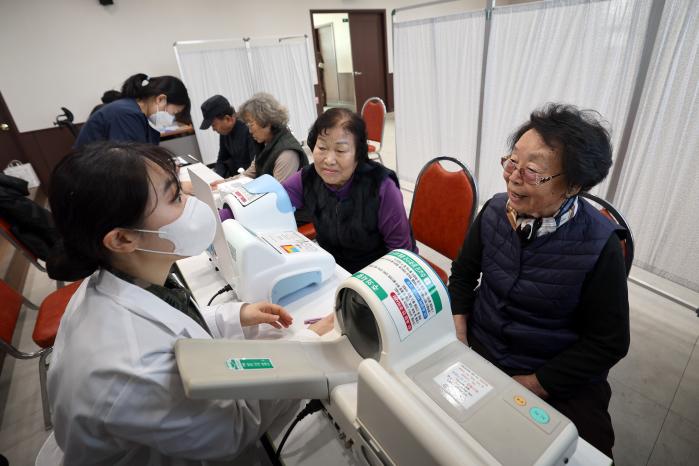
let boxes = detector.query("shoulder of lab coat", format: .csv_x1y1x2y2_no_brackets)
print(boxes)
49,269,299,463
94,269,215,339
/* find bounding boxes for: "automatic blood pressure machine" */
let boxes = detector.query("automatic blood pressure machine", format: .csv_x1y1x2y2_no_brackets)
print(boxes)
175,250,579,465
187,164,335,304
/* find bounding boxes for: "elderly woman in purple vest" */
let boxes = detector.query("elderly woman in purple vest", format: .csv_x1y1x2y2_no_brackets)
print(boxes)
282,108,417,273
449,104,629,459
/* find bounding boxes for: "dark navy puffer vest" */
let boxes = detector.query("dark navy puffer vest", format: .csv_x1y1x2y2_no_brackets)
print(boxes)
302,161,399,273
471,193,621,372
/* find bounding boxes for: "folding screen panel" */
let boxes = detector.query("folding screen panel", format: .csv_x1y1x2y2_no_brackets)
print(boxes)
393,10,485,184
615,0,699,291
478,0,652,202
175,37,315,164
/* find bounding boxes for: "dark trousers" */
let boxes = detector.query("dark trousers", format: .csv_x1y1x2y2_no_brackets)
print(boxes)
468,330,615,459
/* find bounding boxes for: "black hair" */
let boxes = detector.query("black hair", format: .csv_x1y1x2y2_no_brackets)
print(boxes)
47,142,181,281
307,107,369,164
101,90,122,104
120,73,190,107
508,103,612,192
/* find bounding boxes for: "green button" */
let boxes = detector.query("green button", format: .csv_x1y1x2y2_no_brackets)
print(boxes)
529,407,550,424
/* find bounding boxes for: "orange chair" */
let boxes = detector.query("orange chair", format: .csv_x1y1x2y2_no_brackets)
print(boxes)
409,157,478,284
0,279,82,429
298,223,317,241
361,97,387,164
580,192,634,276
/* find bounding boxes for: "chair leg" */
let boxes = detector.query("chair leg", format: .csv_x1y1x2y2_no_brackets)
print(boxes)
39,349,53,430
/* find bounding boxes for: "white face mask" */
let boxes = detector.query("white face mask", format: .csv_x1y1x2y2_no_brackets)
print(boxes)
149,110,176,129
134,196,217,257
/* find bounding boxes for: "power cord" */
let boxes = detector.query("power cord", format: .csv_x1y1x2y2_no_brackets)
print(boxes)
207,284,233,306
276,399,324,460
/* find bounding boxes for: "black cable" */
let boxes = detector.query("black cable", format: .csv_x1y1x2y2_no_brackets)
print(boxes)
207,284,232,306
276,399,324,460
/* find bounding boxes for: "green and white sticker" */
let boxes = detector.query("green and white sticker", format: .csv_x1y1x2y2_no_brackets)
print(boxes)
226,358,274,370
352,250,448,341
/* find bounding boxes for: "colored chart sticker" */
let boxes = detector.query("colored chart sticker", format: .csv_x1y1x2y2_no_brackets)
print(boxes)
434,362,493,411
352,250,447,341
226,358,274,370
259,231,318,254
230,186,265,206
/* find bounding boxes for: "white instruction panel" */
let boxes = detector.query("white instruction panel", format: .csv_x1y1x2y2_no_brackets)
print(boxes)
258,231,319,255
352,250,446,341
434,362,493,411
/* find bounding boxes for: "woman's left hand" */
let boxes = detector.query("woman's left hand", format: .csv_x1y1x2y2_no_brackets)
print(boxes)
513,374,549,399
240,302,293,329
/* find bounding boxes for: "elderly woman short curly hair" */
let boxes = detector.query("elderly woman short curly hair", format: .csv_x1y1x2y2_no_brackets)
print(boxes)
236,92,307,182
449,103,630,459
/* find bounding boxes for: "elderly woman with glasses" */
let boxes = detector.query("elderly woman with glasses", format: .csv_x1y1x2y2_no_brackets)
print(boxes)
236,92,308,182
448,104,629,459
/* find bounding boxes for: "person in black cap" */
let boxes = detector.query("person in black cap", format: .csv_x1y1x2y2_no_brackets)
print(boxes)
200,95,262,178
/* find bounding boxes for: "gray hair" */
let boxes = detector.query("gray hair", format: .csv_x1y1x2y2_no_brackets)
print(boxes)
238,92,289,132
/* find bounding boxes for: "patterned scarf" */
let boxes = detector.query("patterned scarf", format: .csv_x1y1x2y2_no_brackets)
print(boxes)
506,196,579,242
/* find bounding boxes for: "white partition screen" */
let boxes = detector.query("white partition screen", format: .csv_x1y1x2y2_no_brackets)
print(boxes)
393,10,485,184
248,40,317,143
614,0,699,292
175,37,316,164
477,0,653,202
176,40,253,164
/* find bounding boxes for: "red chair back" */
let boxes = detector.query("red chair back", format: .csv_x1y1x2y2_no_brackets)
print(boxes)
361,98,386,143
580,192,634,276
409,157,478,261
0,280,23,346
33,280,82,348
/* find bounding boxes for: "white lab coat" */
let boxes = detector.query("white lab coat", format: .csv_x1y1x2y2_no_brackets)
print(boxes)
48,269,299,465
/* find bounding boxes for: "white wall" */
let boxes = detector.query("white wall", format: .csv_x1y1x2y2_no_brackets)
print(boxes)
313,13,353,73
0,0,486,132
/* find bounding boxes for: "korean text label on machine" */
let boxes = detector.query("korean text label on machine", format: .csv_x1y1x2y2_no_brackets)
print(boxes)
353,251,443,341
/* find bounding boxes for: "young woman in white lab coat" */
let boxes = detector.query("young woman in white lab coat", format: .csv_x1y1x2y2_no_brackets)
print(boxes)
46,141,333,465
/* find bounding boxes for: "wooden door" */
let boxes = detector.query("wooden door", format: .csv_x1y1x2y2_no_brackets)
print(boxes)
348,12,388,111
0,92,28,170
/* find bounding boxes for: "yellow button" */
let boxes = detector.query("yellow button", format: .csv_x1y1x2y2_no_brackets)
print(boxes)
514,395,527,406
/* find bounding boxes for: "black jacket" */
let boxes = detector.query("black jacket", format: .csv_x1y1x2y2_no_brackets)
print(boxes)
214,119,262,178
302,162,401,273
0,173,58,261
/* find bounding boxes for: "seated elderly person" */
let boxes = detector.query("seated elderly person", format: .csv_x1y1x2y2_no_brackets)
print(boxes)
236,92,308,182
449,104,629,459
283,108,417,273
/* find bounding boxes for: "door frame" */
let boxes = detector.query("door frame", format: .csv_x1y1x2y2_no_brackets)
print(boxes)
0,91,29,168
309,9,391,114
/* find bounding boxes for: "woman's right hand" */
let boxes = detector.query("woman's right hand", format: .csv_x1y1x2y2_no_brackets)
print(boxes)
453,314,469,345
308,313,335,336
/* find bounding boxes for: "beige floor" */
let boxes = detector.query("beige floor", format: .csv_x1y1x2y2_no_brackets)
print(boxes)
2,114,698,465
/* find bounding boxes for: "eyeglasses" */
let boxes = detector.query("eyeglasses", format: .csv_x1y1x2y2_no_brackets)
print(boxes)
500,155,562,186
